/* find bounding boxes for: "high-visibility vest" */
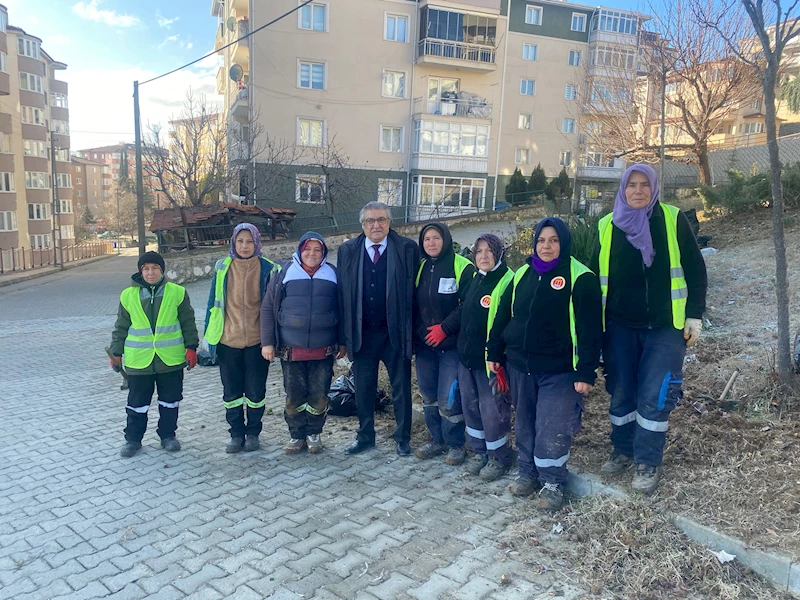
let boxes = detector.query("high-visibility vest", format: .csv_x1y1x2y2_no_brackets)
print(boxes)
483,267,515,377
205,256,279,345
597,202,687,331
510,257,592,371
415,253,474,287
120,283,186,369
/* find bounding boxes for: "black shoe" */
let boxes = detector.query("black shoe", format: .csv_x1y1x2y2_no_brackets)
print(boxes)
244,435,260,452
226,437,245,453
396,442,411,456
120,441,142,458
160,437,181,452
345,439,375,455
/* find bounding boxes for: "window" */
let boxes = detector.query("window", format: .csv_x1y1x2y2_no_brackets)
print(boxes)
19,72,44,93
298,118,325,147
565,84,577,100
0,11,5,32
559,151,572,167
593,9,638,35
53,120,70,135
25,172,50,189
412,176,486,210
378,179,403,206
0,173,14,192
0,132,9,153
665,82,678,94
520,78,535,96
18,38,40,59
382,70,406,98
0,211,17,231
103,178,111,186
30,234,52,249
385,14,408,42
741,122,765,134
77,190,82,197
296,174,326,203
299,2,326,32
56,173,72,188
571,13,586,31
21,106,45,125
92,167,97,173
28,203,50,220
380,126,403,153
525,5,542,25
60,225,75,240
23,140,47,158
522,43,538,61
586,121,603,136
562,118,576,134
50,92,68,108
515,148,530,164
592,46,636,70
518,113,532,129
568,50,581,66
55,148,70,162
298,61,324,90
413,121,489,157
585,152,614,167
0,52,5,73
590,83,630,104
752,99,762,110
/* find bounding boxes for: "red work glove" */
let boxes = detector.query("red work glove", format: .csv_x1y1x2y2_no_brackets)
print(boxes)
109,355,122,372
185,349,197,370
491,366,510,395
425,324,448,347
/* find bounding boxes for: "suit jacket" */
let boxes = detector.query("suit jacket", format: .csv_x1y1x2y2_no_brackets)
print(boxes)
336,229,420,360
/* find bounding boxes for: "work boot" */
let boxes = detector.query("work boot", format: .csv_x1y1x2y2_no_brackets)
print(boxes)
415,441,446,460
632,464,661,494
307,434,323,454
284,438,306,454
120,441,142,458
463,453,488,476
601,451,633,474
244,435,260,452
479,459,508,482
537,482,564,511
445,447,466,466
160,437,181,452
226,437,244,453
509,476,541,497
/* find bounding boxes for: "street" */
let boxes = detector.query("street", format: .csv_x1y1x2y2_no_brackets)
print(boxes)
0,256,586,600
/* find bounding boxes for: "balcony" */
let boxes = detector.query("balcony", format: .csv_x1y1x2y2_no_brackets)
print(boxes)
230,0,248,17
415,94,492,120
231,20,249,70
229,84,249,121
217,66,227,95
214,22,225,53
417,39,496,72
411,155,489,173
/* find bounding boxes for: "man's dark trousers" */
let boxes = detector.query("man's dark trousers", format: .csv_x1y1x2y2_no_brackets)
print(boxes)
353,328,412,445
125,370,183,442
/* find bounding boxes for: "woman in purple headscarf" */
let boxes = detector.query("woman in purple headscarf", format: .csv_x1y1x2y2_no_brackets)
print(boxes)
590,164,707,494
204,223,281,453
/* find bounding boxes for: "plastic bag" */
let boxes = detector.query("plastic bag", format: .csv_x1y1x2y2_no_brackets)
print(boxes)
328,375,358,416
197,348,218,367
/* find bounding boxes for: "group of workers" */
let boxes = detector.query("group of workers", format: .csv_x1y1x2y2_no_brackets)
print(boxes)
109,163,707,510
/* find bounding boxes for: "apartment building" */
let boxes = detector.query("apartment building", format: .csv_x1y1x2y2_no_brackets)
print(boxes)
0,3,74,251
211,0,645,223
71,156,110,216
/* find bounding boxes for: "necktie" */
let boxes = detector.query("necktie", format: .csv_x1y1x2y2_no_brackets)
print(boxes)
371,244,381,264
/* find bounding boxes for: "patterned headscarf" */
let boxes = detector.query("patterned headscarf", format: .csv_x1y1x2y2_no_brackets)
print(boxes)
475,233,505,264
229,223,262,259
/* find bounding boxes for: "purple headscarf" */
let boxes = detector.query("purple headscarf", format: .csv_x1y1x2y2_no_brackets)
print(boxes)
613,164,660,267
229,223,262,259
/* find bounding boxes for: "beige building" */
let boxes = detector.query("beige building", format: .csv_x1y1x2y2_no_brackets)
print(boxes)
0,3,74,252
71,156,110,217
211,0,647,224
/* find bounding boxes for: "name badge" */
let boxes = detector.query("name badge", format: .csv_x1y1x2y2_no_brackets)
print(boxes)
438,277,458,294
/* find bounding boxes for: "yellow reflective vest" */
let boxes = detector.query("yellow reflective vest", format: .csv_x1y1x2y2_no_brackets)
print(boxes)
120,283,186,369
483,267,515,376
415,253,474,287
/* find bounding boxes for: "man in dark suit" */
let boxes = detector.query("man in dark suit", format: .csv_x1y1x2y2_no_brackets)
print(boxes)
337,201,420,455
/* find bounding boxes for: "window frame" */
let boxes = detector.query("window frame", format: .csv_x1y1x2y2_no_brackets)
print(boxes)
518,113,532,130
60,199,73,214
382,69,407,99
568,49,581,66
56,173,72,188
60,224,75,240
21,106,45,126
565,84,578,100
28,203,51,220
18,37,40,59
379,125,404,153
297,59,326,90
377,178,404,206
571,12,586,32
0,211,17,231
522,43,539,61
413,120,490,158
559,151,572,167
525,5,543,25
30,234,52,249
50,92,69,108
515,147,531,165
562,118,576,134
297,117,326,147
384,13,409,43
0,51,5,73
23,140,48,158
0,172,15,192
19,72,44,93
298,1,328,32
295,174,327,204
25,171,50,189
520,78,536,96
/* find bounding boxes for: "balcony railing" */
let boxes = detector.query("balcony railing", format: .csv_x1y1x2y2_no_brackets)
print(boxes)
419,95,493,119
418,39,496,67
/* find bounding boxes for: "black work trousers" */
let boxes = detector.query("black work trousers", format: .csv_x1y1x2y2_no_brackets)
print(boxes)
282,356,334,439
353,328,412,445
124,369,183,442
218,343,269,438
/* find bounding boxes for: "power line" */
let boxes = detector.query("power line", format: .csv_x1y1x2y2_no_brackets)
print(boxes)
139,0,314,87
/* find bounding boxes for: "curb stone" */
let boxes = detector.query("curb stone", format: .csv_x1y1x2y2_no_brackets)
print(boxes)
565,470,800,596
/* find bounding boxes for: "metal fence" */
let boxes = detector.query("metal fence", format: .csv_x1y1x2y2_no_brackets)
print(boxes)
0,242,115,275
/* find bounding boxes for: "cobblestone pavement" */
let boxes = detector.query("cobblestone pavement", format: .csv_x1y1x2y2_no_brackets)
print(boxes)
0,256,590,600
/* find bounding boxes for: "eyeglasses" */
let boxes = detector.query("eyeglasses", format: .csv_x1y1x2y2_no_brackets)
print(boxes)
363,217,389,226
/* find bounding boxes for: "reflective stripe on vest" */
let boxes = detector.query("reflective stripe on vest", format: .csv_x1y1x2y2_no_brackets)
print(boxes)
510,258,591,370
415,253,474,288
483,268,515,377
597,203,687,331
205,256,280,345
120,282,186,369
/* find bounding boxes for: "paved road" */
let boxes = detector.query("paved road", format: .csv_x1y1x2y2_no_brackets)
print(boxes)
0,256,587,600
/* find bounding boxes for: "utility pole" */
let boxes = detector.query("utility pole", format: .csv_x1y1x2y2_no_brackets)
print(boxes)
659,43,669,199
133,81,147,256
50,131,64,269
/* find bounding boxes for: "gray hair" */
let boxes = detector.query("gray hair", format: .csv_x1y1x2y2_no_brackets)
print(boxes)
359,201,392,224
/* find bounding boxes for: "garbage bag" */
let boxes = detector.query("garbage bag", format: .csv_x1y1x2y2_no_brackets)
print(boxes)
197,348,218,367
328,375,358,416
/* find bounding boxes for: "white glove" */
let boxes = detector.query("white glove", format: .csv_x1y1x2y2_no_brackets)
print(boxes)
683,318,702,347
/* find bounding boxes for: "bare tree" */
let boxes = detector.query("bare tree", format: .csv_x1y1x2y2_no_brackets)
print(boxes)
696,0,799,385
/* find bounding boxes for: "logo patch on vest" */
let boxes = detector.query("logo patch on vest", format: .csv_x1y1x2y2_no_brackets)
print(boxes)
550,276,566,291
480,295,491,308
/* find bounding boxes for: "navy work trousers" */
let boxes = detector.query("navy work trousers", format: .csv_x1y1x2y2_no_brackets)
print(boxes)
458,363,511,465
416,348,465,448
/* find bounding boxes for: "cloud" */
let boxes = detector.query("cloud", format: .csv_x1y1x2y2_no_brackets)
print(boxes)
158,35,179,50
156,11,179,29
72,0,140,27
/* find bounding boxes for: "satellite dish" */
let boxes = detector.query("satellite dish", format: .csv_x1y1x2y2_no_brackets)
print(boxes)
229,64,244,82
227,16,236,31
